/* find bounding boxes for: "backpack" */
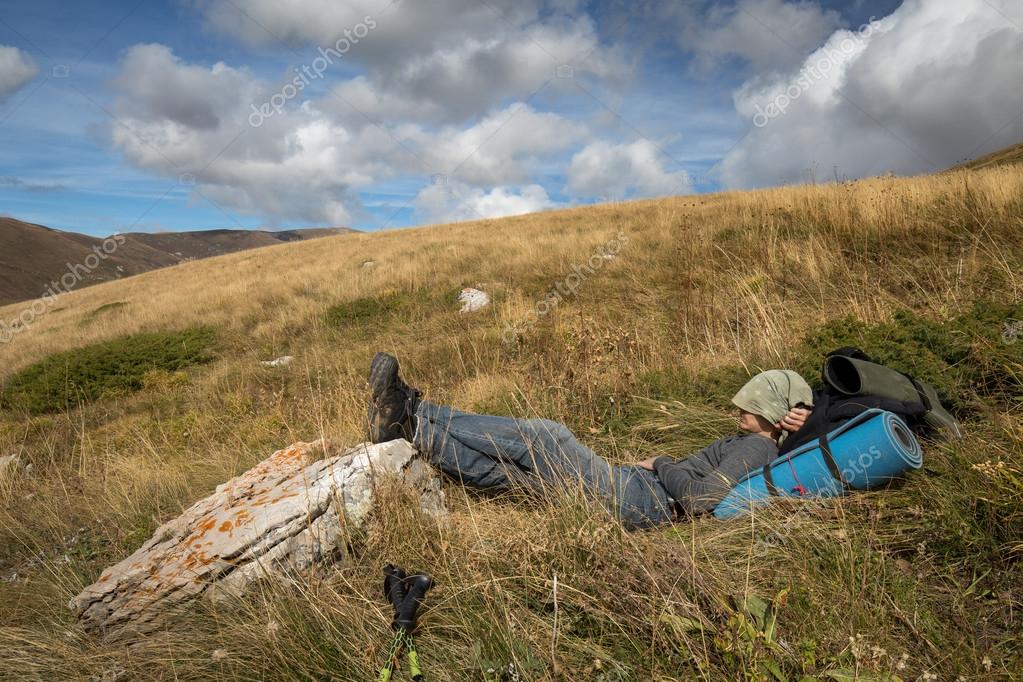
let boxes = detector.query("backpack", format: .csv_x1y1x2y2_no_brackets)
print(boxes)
779,347,961,457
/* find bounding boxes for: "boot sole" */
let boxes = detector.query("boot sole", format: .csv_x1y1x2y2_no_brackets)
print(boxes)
368,352,399,400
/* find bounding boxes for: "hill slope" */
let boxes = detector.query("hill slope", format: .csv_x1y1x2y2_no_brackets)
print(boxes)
950,140,1023,171
0,167,1021,680
0,216,356,306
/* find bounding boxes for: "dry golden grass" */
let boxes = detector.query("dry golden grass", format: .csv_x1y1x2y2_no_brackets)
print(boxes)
1,165,1022,680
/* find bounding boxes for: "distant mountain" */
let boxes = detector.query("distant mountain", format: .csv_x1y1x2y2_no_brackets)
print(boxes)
0,217,357,306
949,140,1023,171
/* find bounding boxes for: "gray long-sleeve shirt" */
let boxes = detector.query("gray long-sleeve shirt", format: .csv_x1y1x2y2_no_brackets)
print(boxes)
653,434,778,515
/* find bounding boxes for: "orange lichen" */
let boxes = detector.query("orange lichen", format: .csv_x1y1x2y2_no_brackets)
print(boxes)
270,492,299,504
196,517,217,533
219,520,233,533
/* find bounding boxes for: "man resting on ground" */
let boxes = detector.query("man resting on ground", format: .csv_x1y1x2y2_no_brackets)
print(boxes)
367,353,813,528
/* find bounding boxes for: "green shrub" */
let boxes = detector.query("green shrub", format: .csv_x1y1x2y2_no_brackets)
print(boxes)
324,292,408,328
1,328,216,414
795,300,1023,414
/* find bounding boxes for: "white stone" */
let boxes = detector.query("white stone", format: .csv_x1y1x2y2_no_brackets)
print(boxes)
69,439,445,639
261,355,294,368
0,454,22,482
458,287,490,313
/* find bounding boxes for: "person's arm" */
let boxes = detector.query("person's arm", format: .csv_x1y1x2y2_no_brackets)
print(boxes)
652,437,777,515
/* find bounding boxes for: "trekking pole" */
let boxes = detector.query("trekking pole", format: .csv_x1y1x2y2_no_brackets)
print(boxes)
378,565,433,682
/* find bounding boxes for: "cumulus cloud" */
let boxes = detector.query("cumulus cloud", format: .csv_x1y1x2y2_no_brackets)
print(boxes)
109,44,392,225
107,44,586,226
0,45,38,104
721,0,1023,188
197,0,534,61
678,0,842,73
566,139,692,200
413,103,585,185
198,0,627,124
414,181,556,224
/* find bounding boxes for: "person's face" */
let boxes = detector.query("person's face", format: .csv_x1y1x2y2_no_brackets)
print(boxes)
738,409,768,433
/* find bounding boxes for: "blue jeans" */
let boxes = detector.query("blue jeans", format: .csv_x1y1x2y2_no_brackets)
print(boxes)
412,401,675,529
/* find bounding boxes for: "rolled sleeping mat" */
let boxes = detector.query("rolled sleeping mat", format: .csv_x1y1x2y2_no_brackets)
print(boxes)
823,355,963,439
714,409,922,519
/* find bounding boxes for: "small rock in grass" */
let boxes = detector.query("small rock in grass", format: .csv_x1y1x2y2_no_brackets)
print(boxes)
261,356,294,368
0,454,22,482
458,288,490,313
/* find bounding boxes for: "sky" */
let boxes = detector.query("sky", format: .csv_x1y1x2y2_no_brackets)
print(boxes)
0,0,1020,236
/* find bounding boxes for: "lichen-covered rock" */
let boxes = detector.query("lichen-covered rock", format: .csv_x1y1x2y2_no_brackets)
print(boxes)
70,439,445,639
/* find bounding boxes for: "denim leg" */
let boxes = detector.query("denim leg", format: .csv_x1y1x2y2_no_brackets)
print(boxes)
412,401,541,491
412,401,675,528
413,401,614,492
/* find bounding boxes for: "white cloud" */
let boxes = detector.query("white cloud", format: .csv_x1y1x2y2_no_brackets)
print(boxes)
720,0,1023,188
197,0,535,61
566,139,691,200
680,0,842,73
414,103,585,185
107,44,586,226
414,181,556,224
198,0,627,124
0,46,38,104
109,44,390,225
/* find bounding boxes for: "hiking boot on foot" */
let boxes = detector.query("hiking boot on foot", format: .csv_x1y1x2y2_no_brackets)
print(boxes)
368,352,422,444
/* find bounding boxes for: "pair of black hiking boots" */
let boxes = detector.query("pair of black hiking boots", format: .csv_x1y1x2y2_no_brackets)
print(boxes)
367,352,421,444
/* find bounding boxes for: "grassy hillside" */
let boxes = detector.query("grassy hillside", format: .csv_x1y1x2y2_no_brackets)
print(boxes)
951,140,1023,172
1,166,1021,680
0,216,355,306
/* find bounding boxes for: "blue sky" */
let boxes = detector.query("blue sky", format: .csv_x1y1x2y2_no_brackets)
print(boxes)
0,0,1019,236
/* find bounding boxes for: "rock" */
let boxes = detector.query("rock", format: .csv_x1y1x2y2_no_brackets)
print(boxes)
0,453,22,482
70,439,445,639
458,287,490,313
261,355,294,368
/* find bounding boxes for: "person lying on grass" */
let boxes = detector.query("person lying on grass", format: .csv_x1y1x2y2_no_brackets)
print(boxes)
367,353,813,529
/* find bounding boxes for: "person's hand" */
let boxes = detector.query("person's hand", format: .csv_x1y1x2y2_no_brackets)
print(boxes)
635,456,660,471
777,407,811,433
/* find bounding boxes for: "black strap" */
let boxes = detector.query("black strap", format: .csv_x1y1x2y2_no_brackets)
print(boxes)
903,373,932,412
819,429,852,491
763,464,781,497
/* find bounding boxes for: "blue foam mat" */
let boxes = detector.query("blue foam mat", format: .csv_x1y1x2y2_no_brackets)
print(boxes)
714,409,922,519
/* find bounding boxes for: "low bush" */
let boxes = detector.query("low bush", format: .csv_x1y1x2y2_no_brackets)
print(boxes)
324,292,408,328
1,328,216,414
796,300,1023,414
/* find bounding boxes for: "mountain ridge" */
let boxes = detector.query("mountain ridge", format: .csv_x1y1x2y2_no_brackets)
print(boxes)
0,217,358,306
